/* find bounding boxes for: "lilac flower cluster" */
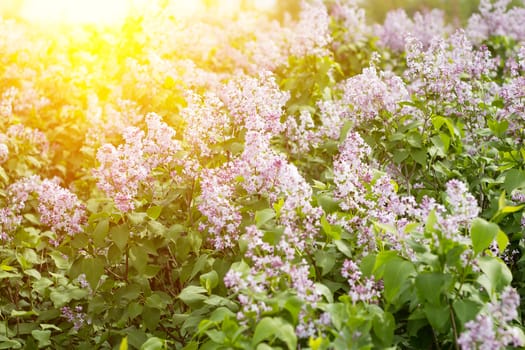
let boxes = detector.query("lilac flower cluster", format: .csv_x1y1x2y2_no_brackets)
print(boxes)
1,175,86,242
467,0,525,44
497,44,525,133
2,124,49,155
0,142,7,163
341,259,382,304
333,131,417,255
329,0,370,47
288,0,331,57
339,64,409,123
198,164,242,250
182,71,289,159
61,305,90,331
408,180,480,244
458,286,524,349
405,30,497,119
94,113,181,212
224,225,325,339
376,9,452,52
220,71,289,136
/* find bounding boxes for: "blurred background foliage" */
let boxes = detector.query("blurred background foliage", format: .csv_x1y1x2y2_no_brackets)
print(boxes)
268,0,482,23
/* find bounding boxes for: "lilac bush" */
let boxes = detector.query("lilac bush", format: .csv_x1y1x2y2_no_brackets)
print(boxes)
1,0,525,349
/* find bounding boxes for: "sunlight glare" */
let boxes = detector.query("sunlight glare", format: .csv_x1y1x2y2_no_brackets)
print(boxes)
21,0,130,25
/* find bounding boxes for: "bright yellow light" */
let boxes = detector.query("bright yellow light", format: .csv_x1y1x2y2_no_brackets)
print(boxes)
21,0,130,25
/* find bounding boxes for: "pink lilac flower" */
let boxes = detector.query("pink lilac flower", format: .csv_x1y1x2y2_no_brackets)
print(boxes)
219,71,289,136
198,163,242,250
6,124,49,154
288,0,331,57
333,131,374,212
405,30,498,121
341,259,382,304
283,109,317,155
5,176,86,238
458,286,524,349
467,0,525,44
376,9,452,52
329,0,370,47
181,91,231,158
338,65,409,124
61,306,90,331
0,143,8,163
35,178,86,236
94,113,181,212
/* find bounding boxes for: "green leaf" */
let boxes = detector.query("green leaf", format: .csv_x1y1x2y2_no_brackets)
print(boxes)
317,195,340,213
142,307,161,331
453,300,482,326
147,220,167,236
478,256,512,295
423,304,450,333
252,318,296,350
146,206,163,220
415,272,451,306
92,218,109,247
200,271,219,294
209,307,236,323
205,330,226,344
11,310,38,317
470,218,499,255
321,215,341,240
49,251,70,270
496,230,509,253
145,292,171,309
411,149,427,166
81,257,104,289
189,254,209,282
372,310,395,346
334,240,352,258
315,283,333,303
314,250,336,276
283,296,303,324
382,258,415,304
130,246,148,274
127,212,148,225
0,340,22,349
255,209,275,228
503,169,525,193
111,224,130,251
393,149,409,163
140,337,165,350
179,285,208,307
31,329,51,348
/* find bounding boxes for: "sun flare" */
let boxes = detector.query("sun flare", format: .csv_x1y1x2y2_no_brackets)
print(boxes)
20,0,135,25
17,0,277,25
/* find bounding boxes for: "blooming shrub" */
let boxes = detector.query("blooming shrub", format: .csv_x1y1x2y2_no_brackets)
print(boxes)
2,0,525,349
